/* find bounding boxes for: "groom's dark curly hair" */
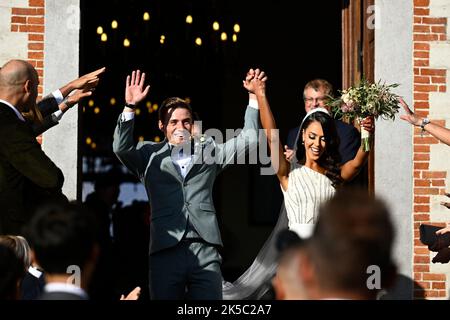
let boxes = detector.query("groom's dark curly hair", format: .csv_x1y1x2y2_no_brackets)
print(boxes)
296,111,342,187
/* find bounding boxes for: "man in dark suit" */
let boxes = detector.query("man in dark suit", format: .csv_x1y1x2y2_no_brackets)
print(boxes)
0,60,65,235
113,69,260,299
25,203,98,300
0,61,105,235
285,79,362,164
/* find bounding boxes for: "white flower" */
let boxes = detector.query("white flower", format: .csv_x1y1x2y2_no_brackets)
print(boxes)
342,93,351,104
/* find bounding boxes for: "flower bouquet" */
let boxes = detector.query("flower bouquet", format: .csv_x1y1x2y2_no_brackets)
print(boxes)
327,79,401,152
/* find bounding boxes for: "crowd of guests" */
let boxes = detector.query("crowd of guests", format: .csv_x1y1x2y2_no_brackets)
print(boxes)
1,59,450,300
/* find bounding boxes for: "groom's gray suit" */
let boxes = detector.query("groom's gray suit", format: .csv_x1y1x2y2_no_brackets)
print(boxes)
113,105,259,299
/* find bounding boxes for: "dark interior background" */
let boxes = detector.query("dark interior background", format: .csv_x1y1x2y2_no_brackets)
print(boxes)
80,0,342,280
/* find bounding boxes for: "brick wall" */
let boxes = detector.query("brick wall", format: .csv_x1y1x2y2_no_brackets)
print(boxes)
413,0,449,300
10,0,45,96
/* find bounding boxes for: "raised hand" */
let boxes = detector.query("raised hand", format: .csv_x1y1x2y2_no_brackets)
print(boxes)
284,145,295,162
125,70,150,105
243,68,267,96
120,286,141,300
70,67,106,90
399,98,422,126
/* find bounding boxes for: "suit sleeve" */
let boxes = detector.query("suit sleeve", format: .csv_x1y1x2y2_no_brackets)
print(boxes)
286,127,300,149
37,95,59,118
340,125,360,164
1,122,63,189
30,115,59,136
215,106,259,171
113,116,151,179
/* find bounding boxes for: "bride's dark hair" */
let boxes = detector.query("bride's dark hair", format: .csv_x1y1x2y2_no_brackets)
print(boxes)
296,111,343,187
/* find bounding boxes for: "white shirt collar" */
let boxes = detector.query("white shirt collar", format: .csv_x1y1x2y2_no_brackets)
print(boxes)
28,266,43,278
0,99,26,122
44,283,89,299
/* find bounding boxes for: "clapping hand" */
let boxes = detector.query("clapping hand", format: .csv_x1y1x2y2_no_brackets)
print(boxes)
125,70,150,106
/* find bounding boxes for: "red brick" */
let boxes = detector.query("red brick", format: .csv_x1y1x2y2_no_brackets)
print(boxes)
414,0,430,6
414,68,421,75
29,0,45,7
414,162,430,170
422,17,447,25
431,76,446,84
438,291,447,298
414,255,430,264
11,16,27,24
36,60,43,68
414,145,430,152
415,239,425,246
415,110,430,117
432,282,446,289
414,34,439,41
29,34,44,41
28,51,43,60
439,86,446,92
27,25,44,33
423,274,446,281
414,17,422,24
414,273,422,281
414,137,439,145
414,265,430,272
421,69,446,76
415,84,438,92
415,43,430,50
414,171,421,178
38,86,43,94
431,180,446,187
414,154,430,161
414,188,439,195
414,93,429,100
414,59,429,67
414,76,430,84
424,290,439,298
414,213,430,220
28,43,43,50
414,102,430,109
431,26,446,34
414,247,430,255
27,17,44,25
414,196,429,203
423,172,447,179
414,8,430,16
439,35,447,41
417,281,431,289
414,25,431,33
11,25,18,32
414,179,430,187
11,8,41,16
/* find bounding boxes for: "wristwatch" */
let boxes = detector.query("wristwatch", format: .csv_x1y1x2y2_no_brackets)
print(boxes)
420,117,430,130
125,103,136,109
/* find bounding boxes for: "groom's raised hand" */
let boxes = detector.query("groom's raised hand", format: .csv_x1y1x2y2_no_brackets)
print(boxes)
125,70,150,110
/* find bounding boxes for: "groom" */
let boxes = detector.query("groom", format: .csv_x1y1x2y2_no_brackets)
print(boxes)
113,69,260,299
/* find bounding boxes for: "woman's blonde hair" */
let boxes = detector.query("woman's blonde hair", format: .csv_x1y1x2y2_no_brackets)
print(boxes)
0,235,32,270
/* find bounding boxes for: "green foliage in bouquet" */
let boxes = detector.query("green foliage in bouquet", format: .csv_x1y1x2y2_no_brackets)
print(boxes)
327,78,401,123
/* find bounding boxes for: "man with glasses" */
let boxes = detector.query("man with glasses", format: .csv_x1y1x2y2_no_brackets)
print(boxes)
285,79,373,166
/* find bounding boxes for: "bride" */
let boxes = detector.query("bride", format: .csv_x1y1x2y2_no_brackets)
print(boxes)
223,69,373,299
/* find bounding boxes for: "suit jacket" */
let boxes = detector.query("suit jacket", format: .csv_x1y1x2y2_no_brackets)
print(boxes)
286,119,360,164
30,94,60,136
0,103,64,235
113,106,259,254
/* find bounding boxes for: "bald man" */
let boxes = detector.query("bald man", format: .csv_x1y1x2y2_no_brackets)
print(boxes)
0,59,65,235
